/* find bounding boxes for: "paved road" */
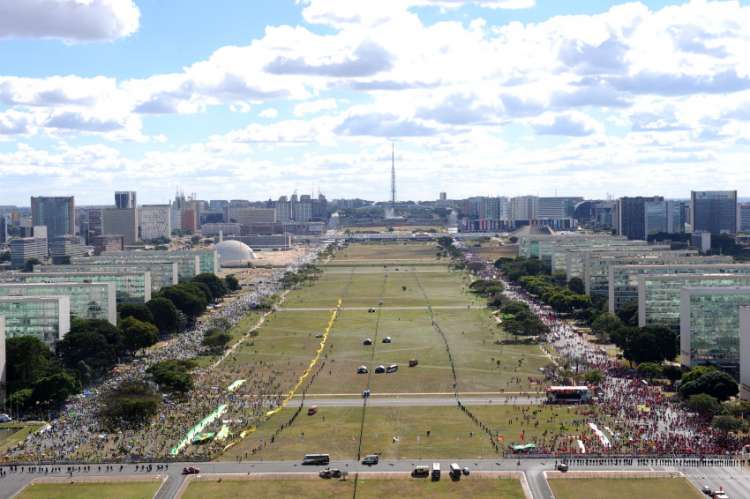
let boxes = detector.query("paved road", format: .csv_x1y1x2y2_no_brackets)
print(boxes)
285,396,544,407
3,458,745,498
278,305,479,312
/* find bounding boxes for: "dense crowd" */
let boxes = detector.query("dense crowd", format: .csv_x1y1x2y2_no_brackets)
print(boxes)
500,274,749,457
5,245,327,463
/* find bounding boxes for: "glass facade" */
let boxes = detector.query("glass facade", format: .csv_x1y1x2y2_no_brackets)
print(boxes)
564,245,670,281
57,260,178,290
640,274,750,330
0,296,70,346
0,272,151,303
0,282,116,324
609,264,750,313
681,287,750,368
96,251,215,280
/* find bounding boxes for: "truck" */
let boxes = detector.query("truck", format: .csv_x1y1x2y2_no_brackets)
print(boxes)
431,462,441,481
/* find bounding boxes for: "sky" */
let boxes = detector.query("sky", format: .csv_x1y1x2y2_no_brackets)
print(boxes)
1,0,750,205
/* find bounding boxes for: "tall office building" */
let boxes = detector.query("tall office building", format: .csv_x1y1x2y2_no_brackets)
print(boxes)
102,207,139,246
115,191,137,209
139,205,172,241
616,196,664,240
510,196,538,225
738,202,750,232
0,215,6,244
690,190,737,235
644,199,668,236
30,196,75,239
9,236,47,268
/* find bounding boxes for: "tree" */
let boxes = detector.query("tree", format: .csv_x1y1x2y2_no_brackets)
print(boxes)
582,369,604,384
681,366,717,385
637,362,663,380
725,400,750,419
4,336,56,395
192,273,227,301
147,359,196,394
120,317,159,353
224,274,240,292
203,328,231,351
568,277,585,294
686,394,722,417
622,327,677,364
661,364,683,384
118,303,155,325
57,319,124,378
157,285,207,319
591,313,623,343
30,372,81,407
712,415,743,434
680,370,739,401
146,297,179,334
616,300,639,326
100,381,161,430
23,257,41,272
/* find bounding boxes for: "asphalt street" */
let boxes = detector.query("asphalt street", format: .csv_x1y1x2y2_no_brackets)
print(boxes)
2,458,746,498
285,396,545,407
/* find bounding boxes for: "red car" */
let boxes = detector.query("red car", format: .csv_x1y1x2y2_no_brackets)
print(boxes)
182,466,200,475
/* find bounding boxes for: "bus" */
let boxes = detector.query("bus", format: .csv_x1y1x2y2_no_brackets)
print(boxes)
545,386,592,404
302,454,330,465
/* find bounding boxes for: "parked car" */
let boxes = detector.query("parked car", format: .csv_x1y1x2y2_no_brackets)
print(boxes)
368,308,376,313
386,364,398,373
557,463,569,472
412,465,430,478
409,359,419,367
363,338,373,346
182,466,200,475
462,467,470,476
382,336,392,343
319,467,342,479
0,414,12,423
374,365,386,374
702,485,713,495
362,454,379,466
357,366,369,374
307,406,318,416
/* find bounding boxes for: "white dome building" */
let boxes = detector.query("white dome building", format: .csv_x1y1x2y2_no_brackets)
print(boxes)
215,240,256,268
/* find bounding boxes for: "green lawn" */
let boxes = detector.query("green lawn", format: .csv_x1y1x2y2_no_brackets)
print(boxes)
223,405,590,461
182,477,524,499
548,477,703,499
17,481,161,499
182,478,352,499
357,477,525,499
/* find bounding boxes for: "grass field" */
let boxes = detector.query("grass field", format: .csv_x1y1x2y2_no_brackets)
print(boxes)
182,477,524,499
224,404,590,460
547,477,703,499
16,481,161,499
217,242,555,460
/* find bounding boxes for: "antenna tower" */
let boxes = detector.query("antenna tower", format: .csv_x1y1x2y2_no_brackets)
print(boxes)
391,143,396,209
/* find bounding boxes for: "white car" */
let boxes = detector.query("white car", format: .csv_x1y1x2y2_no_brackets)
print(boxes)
0,414,12,423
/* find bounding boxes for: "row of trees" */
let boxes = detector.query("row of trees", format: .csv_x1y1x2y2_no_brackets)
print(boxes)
4,272,238,415
280,264,322,289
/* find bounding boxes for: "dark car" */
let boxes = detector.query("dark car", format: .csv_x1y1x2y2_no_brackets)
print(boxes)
382,336,392,343
182,466,200,475
363,338,373,346
357,365,369,374
374,365,386,374
362,454,379,466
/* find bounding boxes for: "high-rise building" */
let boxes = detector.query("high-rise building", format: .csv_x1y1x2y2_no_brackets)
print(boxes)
510,196,538,225
139,205,172,241
644,199,668,236
616,196,664,240
9,237,47,268
49,235,87,264
102,208,139,246
0,215,6,244
0,295,71,346
115,191,137,209
30,196,75,239
439,192,447,201
690,190,737,235
667,200,689,233
738,202,750,232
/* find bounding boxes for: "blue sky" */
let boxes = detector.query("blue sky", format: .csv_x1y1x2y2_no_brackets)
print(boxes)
1,0,750,205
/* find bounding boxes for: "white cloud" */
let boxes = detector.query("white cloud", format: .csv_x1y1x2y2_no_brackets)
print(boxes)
531,112,602,137
259,108,279,118
294,99,338,116
0,0,140,42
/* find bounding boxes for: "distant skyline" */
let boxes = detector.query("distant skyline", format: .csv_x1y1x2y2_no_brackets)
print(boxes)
2,0,750,204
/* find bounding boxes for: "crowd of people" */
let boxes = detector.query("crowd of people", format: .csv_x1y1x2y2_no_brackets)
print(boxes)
5,245,328,463
499,272,750,457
